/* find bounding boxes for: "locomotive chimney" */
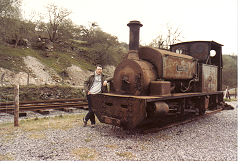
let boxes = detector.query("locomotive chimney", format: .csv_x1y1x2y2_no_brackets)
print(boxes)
127,20,143,51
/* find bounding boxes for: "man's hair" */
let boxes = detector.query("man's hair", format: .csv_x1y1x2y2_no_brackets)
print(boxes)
96,64,102,69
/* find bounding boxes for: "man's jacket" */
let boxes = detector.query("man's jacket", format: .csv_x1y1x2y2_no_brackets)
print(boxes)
84,73,107,94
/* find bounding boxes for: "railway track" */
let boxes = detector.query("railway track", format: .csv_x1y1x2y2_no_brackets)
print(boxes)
0,98,88,114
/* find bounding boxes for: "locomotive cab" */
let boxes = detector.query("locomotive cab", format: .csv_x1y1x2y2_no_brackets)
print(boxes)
170,41,223,92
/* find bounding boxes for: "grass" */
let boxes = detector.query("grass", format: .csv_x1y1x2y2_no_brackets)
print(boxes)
28,132,46,140
84,133,98,143
157,133,172,141
0,114,86,134
0,44,37,73
0,153,14,161
104,144,119,149
84,133,93,143
31,50,94,75
0,44,95,77
0,122,16,136
0,114,87,152
19,114,85,132
224,98,237,102
115,151,135,159
71,147,98,160
84,138,92,143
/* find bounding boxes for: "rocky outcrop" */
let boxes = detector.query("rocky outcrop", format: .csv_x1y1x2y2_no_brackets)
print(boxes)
0,56,116,87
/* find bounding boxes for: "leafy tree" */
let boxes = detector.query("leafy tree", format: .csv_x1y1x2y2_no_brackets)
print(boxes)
0,0,36,47
79,25,126,66
222,55,237,89
0,0,22,43
34,3,73,45
3,18,35,47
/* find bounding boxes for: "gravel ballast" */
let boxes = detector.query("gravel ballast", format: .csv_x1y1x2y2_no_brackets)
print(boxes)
0,101,237,161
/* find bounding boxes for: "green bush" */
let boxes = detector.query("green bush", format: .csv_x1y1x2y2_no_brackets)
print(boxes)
222,55,237,89
0,85,85,102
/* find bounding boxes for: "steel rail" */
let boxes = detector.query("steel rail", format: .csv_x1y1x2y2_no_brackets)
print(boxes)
0,101,86,108
0,98,86,106
0,98,88,113
0,103,88,112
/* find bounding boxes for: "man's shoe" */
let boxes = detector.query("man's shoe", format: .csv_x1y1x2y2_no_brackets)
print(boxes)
83,118,87,127
91,124,95,128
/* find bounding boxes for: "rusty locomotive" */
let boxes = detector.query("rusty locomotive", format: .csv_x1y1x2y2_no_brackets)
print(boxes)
91,20,224,129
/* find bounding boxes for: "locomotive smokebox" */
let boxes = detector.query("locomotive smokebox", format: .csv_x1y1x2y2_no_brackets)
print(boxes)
127,20,143,51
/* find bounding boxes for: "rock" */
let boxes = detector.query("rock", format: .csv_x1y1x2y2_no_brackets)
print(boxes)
65,65,91,86
23,56,61,85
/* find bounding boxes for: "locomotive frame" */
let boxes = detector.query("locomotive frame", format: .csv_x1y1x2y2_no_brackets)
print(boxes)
90,21,224,129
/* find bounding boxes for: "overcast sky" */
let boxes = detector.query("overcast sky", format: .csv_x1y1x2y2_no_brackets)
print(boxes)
21,0,238,55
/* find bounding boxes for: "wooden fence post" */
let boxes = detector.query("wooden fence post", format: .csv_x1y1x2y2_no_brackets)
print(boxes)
235,88,237,98
14,84,19,127
27,72,30,85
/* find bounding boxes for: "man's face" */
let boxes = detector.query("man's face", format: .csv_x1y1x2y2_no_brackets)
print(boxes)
96,67,102,75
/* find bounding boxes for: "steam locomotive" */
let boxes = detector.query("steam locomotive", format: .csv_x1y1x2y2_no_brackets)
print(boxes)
91,21,224,129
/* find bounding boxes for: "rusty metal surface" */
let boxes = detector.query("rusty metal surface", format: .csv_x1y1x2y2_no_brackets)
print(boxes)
138,47,163,78
126,50,139,60
91,94,147,129
201,64,218,92
139,46,197,80
97,91,223,103
189,42,209,61
170,42,209,61
170,41,223,62
162,53,197,79
113,59,157,95
154,101,169,115
127,20,142,50
90,91,224,129
170,44,190,55
144,92,223,102
171,41,223,47
149,81,171,96
170,40,223,91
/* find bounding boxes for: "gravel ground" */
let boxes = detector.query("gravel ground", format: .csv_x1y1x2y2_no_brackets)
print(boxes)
0,101,238,161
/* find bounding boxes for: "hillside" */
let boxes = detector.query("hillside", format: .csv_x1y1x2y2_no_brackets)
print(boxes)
0,43,116,87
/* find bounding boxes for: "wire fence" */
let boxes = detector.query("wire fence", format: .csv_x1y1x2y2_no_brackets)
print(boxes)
0,83,86,126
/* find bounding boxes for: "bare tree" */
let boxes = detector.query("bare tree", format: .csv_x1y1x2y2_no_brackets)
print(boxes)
46,3,72,43
150,24,183,50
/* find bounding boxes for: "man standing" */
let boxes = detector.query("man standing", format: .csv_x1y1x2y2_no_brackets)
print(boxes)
83,65,107,127
224,86,231,100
